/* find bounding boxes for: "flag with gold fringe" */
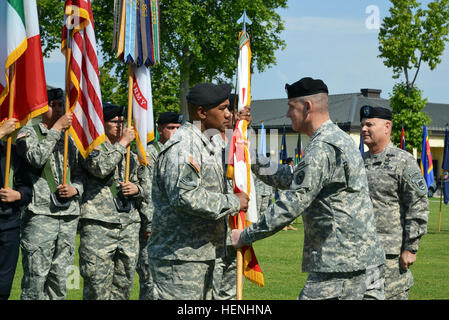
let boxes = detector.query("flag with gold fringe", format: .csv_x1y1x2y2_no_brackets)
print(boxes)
0,0,48,127
61,0,105,158
226,119,264,287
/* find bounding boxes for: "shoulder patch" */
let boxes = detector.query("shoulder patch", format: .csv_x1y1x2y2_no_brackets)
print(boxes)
189,156,200,174
404,167,427,195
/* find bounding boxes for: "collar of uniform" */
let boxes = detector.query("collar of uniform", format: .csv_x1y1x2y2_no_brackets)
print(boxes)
38,122,50,135
310,119,334,141
184,121,214,149
368,141,394,160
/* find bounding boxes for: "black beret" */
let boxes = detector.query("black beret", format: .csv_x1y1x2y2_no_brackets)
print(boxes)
103,102,124,121
47,88,63,102
186,83,232,109
157,112,183,125
360,105,392,122
285,77,328,99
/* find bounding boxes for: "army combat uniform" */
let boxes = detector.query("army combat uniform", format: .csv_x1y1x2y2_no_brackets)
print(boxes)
243,120,386,300
135,141,162,300
148,122,241,300
210,134,238,300
15,123,83,300
363,142,429,299
254,175,274,218
78,141,145,300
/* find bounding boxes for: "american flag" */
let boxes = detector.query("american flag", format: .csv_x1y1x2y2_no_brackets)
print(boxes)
61,0,105,158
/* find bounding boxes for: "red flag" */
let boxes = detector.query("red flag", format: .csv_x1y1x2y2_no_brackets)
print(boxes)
0,0,48,127
226,120,264,287
62,0,105,158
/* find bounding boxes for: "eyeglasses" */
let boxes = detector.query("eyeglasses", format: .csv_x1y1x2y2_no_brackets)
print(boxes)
107,120,124,125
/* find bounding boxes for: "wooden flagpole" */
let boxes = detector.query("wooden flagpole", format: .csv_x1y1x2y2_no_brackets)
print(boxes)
4,63,16,189
125,64,134,183
236,212,244,300
62,27,72,185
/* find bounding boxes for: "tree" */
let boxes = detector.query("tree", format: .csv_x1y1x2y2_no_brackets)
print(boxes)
37,0,287,118
378,0,449,150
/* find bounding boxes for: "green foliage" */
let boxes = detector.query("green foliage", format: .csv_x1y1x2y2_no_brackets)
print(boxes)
390,82,430,150
378,0,449,86
37,0,287,118
378,0,449,149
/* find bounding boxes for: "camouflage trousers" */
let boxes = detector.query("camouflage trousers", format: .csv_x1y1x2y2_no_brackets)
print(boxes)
384,256,414,300
149,258,216,300
79,219,139,300
212,245,237,300
20,212,79,300
136,232,153,300
298,264,385,300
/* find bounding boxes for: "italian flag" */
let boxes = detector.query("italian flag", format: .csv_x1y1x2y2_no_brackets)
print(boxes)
0,0,48,127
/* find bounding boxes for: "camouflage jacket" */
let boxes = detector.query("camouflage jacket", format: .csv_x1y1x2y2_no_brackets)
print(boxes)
148,122,241,261
137,141,163,233
15,123,83,216
79,141,144,225
243,120,385,273
363,142,429,255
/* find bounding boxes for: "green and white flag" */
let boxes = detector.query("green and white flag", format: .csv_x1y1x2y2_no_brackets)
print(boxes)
0,0,48,126
0,0,27,105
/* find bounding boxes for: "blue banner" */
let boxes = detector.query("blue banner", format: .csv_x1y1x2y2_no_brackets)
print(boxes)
420,124,434,188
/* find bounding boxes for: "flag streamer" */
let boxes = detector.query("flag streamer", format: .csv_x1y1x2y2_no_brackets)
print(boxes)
114,0,160,67
113,1,159,168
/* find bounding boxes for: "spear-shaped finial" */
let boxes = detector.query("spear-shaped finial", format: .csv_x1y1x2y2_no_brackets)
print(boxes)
237,10,252,31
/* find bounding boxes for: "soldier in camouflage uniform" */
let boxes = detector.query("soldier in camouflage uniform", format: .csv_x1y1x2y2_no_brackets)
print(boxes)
231,77,386,300
16,88,84,300
78,103,144,300
148,83,249,300
360,105,429,300
136,112,182,300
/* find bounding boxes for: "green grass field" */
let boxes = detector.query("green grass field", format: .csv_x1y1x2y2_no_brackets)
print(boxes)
8,198,449,300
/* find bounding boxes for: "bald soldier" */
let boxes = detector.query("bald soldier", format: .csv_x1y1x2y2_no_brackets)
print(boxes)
231,77,386,300
148,83,249,300
360,105,429,300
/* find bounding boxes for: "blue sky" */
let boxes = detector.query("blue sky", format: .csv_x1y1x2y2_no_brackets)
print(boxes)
250,0,449,104
44,0,449,104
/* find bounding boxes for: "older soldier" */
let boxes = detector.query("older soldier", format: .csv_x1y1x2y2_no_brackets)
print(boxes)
148,83,249,300
231,77,386,300
360,105,429,300
79,103,144,300
136,111,182,300
16,88,83,300
0,118,32,300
